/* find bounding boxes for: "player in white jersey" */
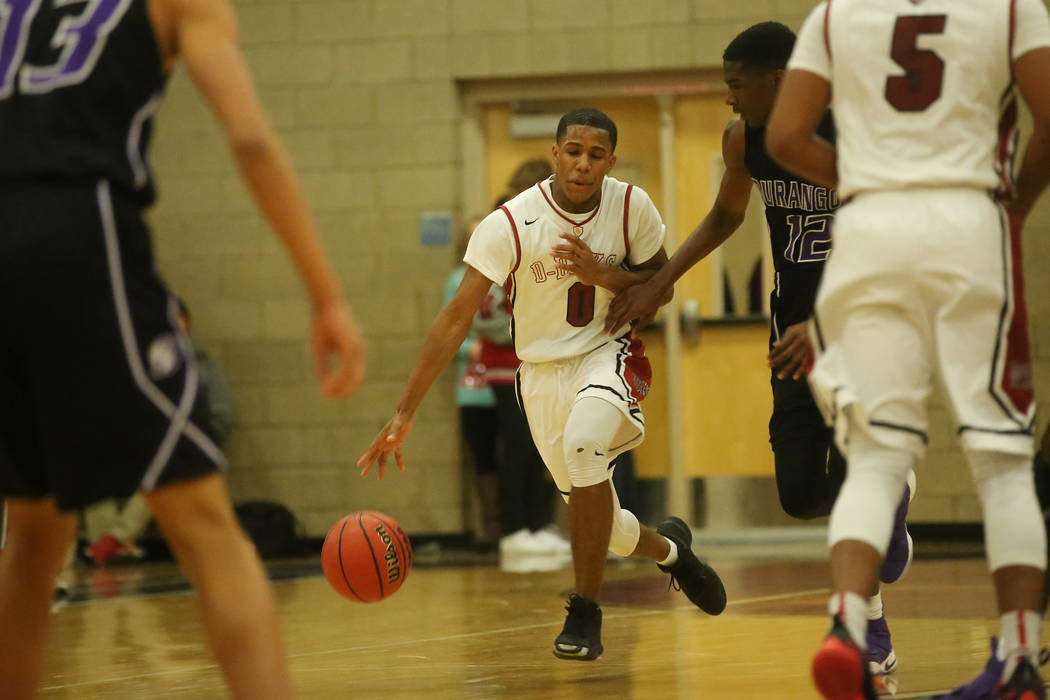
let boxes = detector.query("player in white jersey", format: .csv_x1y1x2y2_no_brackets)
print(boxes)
359,108,726,661
765,1,1050,698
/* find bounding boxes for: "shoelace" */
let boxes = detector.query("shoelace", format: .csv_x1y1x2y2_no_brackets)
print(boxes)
664,558,709,594
666,575,681,594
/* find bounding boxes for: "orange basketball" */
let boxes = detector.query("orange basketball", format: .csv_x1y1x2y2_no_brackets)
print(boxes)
321,511,412,602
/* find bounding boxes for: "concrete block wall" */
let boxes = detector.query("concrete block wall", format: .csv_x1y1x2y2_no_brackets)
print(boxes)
148,0,1050,533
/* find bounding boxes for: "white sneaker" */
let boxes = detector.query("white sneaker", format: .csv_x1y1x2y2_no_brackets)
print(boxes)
500,552,572,573
499,529,538,555
530,528,572,555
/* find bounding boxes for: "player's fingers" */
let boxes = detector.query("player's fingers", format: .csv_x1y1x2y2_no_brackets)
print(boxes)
770,348,796,373
312,334,331,391
337,326,367,392
331,327,368,396
321,360,352,398
395,450,406,473
783,354,804,380
558,232,582,245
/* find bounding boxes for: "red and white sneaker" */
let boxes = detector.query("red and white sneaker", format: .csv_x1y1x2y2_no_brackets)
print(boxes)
86,534,143,566
996,657,1047,700
813,615,880,700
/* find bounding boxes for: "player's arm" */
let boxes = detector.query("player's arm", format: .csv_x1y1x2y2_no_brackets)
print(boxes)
604,121,753,331
551,236,668,295
1010,47,1050,217
357,267,494,480
765,69,836,189
167,0,364,397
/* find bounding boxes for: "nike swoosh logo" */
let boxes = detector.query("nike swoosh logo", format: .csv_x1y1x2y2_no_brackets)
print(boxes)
524,218,538,225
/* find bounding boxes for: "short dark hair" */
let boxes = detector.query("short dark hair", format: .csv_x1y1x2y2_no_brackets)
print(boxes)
507,159,553,192
556,108,617,152
723,22,796,70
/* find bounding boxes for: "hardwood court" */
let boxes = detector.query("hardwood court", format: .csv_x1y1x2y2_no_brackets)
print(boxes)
36,548,1048,699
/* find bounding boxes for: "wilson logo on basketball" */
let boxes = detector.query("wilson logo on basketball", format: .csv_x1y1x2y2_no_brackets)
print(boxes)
374,524,402,584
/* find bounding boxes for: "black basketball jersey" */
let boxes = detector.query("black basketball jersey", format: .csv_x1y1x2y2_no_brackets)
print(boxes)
745,111,837,333
0,0,166,204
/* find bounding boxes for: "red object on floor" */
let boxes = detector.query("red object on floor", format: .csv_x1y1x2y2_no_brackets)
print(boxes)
86,534,122,566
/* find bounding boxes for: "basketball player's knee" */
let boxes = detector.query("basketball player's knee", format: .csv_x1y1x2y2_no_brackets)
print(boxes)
778,487,825,520
608,507,640,557
970,450,1047,571
828,432,914,553
562,430,612,488
969,449,1033,492
773,442,837,519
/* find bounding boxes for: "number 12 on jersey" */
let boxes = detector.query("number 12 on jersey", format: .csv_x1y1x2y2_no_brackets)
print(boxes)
784,213,832,263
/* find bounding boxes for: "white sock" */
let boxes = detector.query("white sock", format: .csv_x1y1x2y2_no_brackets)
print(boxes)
867,591,883,621
999,610,1043,680
658,538,678,567
828,592,869,650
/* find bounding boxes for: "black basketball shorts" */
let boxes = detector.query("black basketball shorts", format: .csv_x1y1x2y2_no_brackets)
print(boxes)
768,297,829,451
0,180,225,510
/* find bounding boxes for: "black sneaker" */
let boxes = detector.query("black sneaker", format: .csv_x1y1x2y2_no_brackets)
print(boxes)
996,656,1047,700
656,516,727,615
553,594,603,661
812,615,879,700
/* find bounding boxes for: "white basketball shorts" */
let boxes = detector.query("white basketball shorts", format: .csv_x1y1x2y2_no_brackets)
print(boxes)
808,188,1035,457
516,333,651,496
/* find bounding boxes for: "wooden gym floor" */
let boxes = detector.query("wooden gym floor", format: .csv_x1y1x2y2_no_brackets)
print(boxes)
36,541,1049,699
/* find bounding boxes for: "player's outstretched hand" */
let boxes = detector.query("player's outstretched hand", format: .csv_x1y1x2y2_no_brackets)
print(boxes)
312,300,366,398
357,412,413,481
768,321,813,380
552,233,605,287
606,281,662,333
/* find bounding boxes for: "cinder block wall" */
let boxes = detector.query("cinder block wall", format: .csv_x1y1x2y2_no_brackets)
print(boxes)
148,0,1050,533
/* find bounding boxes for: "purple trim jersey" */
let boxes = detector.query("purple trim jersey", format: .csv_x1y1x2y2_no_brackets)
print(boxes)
0,0,166,204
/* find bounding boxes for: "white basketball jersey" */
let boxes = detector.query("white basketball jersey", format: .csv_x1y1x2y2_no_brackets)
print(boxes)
464,176,665,363
789,0,1050,200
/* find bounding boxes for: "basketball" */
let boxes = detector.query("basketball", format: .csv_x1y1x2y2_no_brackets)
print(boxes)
321,511,412,602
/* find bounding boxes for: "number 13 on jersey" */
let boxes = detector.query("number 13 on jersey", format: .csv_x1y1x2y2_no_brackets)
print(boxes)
0,0,132,99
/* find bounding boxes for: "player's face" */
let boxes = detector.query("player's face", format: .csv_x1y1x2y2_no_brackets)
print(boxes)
551,125,616,212
723,61,780,126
